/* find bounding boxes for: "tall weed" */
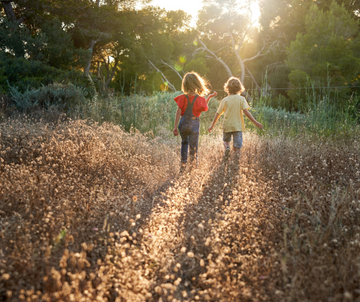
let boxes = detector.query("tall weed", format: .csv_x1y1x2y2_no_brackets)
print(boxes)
74,92,220,135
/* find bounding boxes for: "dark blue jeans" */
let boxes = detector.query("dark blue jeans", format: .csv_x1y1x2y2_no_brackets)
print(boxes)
178,119,200,163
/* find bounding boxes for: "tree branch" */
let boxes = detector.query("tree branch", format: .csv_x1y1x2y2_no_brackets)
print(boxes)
198,37,254,102
229,31,245,83
148,60,177,91
243,43,267,63
197,39,232,78
161,60,183,81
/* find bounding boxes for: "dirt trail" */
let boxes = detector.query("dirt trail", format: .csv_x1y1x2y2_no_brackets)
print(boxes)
129,138,284,301
2,121,359,302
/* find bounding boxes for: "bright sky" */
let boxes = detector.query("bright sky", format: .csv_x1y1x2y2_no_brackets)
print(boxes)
147,0,261,27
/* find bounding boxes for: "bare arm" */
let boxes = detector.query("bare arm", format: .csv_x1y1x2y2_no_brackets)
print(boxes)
208,113,221,132
205,91,218,104
173,107,182,136
243,109,263,130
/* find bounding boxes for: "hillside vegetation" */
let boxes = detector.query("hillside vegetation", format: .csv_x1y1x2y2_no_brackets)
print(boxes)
0,118,359,301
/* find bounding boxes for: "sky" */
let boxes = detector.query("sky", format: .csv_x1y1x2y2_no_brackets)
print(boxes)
147,0,261,26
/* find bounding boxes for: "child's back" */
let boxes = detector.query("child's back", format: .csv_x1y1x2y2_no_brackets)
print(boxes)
208,76,263,160
218,94,249,133
173,72,217,170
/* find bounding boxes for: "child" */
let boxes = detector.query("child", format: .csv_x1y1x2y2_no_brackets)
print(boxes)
208,77,263,160
173,72,217,170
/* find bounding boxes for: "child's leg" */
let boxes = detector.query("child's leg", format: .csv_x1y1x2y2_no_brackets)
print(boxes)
223,132,232,160
223,141,231,149
181,136,189,163
233,147,241,158
179,124,190,163
188,121,200,164
232,132,243,160
223,132,232,149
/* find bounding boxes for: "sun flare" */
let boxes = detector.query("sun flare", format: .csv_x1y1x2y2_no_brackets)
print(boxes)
148,0,261,27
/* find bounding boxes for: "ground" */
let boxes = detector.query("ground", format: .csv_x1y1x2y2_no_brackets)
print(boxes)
0,119,359,301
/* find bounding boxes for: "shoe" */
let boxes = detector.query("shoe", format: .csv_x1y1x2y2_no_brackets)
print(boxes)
180,163,186,173
224,147,230,161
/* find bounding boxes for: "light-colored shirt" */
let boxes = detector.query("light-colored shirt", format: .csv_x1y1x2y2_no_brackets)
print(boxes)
217,94,250,132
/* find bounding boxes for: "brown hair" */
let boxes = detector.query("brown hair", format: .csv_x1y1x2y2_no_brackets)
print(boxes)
181,72,210,96
224,77,245,95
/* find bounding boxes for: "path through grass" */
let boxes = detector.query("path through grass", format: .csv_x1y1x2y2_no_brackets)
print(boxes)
0,119,359,301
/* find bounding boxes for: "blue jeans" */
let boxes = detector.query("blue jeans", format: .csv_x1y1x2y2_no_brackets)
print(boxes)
178,119,200,163
223,131,243,148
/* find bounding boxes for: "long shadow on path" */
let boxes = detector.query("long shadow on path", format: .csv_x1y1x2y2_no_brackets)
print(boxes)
160,156,282,301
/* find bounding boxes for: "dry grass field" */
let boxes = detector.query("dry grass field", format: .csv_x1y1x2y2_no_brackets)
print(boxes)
0,118,359,301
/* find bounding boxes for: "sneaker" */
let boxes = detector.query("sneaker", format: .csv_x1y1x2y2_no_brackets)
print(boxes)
180,163,186,173
224,147,230,161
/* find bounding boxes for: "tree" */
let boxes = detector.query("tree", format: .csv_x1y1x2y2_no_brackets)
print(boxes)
285,0,360,109
257,0,360,107
110,7,198,93
194,0,270,99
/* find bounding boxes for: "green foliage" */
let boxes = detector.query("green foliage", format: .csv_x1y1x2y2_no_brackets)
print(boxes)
76,92,180,133
184,53,210,76
75,92,220,135
0,19,46,58
9,83,88,112
0,56,96,97
2,0,360,110
111,7,196,94
39,19,88,69
285,1,360,108
251,87,360,138
0,19,86,68
70,90,359,140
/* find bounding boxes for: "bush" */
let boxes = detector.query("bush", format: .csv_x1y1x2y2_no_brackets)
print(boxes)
75,91,220,135
0,55,96,98
9,83,88,112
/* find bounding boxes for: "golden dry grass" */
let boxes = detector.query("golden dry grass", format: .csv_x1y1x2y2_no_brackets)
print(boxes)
0,118,359,302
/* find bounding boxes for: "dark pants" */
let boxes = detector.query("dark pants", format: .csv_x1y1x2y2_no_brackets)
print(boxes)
178,118,200,163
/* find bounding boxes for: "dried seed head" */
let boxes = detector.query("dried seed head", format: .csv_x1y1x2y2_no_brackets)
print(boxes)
187,251,194,258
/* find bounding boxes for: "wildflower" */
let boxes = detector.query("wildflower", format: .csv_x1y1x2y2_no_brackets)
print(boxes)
187,251,194,258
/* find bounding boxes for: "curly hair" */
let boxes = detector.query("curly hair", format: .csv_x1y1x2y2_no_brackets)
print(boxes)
224,77,245,95
182,72,210,96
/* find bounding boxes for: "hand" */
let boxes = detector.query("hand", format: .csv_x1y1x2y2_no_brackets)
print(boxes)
173,128,179,136
256,122,264,130
210,91,217,97
207,126,213,132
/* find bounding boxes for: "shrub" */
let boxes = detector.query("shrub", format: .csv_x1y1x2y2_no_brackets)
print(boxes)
9,83,88,112
0,56,96,98
75,91,220,135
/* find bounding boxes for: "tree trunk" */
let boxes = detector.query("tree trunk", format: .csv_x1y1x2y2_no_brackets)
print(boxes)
244,65,262,98
105,58,119,87
198,39,232,78
228,32,246,83
198,38,253,102
84,40,98,76
1,0,17,22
